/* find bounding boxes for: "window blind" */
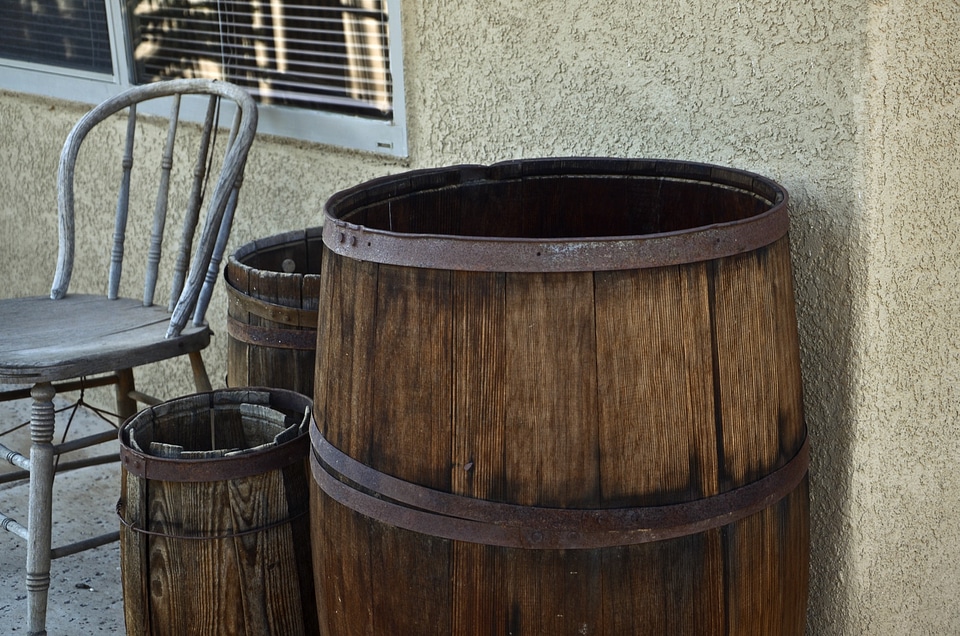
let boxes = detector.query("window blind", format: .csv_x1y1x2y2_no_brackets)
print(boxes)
0,0,112,74
127,0,393,118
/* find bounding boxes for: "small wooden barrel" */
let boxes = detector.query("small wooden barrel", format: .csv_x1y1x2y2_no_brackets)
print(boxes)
311,158,809,634
119,388,320,636
225,228,323,395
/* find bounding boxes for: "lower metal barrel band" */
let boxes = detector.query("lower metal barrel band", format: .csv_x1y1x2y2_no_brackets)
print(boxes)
310,426,809,550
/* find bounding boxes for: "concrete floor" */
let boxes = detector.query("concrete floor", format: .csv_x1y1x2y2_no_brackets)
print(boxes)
0,391,125,634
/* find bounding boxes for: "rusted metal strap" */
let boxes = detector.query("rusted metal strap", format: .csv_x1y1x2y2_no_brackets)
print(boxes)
226,315,317,351
310,425,809,550
322,160,789,272
224,278,319,326
116,501,308,540
120,427,310,482
322,213,789,273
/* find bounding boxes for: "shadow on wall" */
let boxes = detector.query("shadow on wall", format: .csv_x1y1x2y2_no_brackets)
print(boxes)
788,185,862,633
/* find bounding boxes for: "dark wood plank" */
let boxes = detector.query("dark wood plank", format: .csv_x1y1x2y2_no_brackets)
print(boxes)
711,250,781,489
599,531,725,634
226,469,311,635
781,480,811,629
304,230,324,277
594,264,720,507
119,467,150,635
226,472,274,634
285,460,321,636
451,270,507,502
370,523,453,635
720,481,808,634
312,486,356,635
367,263,452,490
226,254,252,387
450,542,508,632
502,271,599,508
143,478,244,634
448,269,527,631
313,248,379,461
769,237,806,459
249,269,282,389
275,263,313,394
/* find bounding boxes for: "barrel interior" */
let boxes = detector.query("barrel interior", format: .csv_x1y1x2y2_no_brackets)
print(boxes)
123,396,304,457
236,234,323,276
338,173,779,239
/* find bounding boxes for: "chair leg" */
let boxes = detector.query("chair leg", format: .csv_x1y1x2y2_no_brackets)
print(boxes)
115,368,139,422
188,351,213,392
26,382,56,636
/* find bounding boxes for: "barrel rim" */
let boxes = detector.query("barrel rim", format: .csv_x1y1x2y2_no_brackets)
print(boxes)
225,226,324,284
119,387,312,482
322,158,790,272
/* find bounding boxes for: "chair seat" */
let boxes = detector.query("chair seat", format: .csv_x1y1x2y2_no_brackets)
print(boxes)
0,294,210,384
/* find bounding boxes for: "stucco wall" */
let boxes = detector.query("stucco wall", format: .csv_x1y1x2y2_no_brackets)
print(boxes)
1,0,958,633
852,1,960,632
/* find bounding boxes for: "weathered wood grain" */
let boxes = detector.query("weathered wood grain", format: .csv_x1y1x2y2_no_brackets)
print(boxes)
120,391,318,636
0,80,259,636
0,295,209,383
226,253,253,386
594,263,720,508
310,160,808,635
226,229,323,396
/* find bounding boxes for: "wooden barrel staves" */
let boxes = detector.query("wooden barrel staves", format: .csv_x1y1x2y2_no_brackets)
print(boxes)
225,227,323,395
119,388,320,636
311,158,809,635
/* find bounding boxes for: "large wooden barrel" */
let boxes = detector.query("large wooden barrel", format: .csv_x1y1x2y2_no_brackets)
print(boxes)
310,158,809,635
119,388,320,636
225,227,322,395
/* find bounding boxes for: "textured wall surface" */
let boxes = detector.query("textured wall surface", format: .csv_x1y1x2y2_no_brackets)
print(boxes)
852,1,960,633
1,0,958,633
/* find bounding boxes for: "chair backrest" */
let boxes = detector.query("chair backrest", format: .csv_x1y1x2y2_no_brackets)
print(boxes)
51,79,259,338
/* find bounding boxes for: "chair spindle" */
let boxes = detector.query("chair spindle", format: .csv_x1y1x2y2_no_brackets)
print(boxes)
144,95,182,307
169,95,219,312
2,80,258,634
192,107,245,326
108,106,138,300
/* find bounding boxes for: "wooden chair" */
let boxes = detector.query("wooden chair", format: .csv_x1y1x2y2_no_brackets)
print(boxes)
0,79,258,635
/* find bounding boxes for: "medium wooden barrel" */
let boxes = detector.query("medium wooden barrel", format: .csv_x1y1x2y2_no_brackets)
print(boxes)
119,388,320,636
310,158,809,635
225,228,322,395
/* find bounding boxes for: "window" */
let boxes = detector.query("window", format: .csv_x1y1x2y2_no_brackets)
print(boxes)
0,1,113,74
0,0,407,156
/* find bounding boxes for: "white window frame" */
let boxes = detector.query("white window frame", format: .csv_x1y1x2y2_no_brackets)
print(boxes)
0,0,408,158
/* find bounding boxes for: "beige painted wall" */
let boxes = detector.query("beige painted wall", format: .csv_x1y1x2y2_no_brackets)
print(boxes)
853,2,960,632
1,0,958,633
